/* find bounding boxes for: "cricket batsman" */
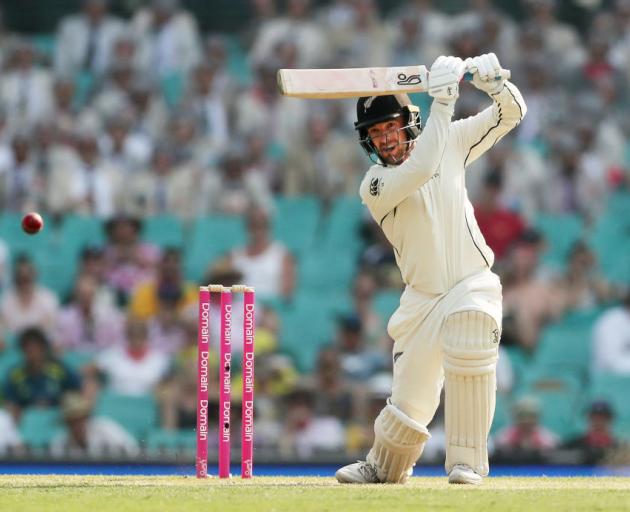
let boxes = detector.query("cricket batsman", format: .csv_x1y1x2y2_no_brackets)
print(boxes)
335,53,526,485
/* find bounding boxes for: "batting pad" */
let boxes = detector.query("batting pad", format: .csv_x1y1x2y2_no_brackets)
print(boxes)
443,311,499,477
366,400,431,483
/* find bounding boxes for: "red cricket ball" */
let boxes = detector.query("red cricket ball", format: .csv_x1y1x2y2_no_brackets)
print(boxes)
21,212,44,235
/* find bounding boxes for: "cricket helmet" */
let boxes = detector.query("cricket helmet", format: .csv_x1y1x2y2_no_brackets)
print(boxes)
354,94,421,164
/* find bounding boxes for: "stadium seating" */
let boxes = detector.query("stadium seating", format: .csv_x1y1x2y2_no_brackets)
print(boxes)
141,214,185,249
185,215,246,282
272,196,321,258
0,348,22,383
491,393,511,435
518,372,583,439
534,213,583,270
372,289,401,323
95,392,158,442
19,407,62,451
279,296,336,373
532,313,597,383
146,428,197,455
588,373,630,439
298,251,357,295
61,351,96,373
320,196,364,257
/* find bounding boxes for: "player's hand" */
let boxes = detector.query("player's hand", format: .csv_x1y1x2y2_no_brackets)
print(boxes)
465,53,506,95
428,56,466,104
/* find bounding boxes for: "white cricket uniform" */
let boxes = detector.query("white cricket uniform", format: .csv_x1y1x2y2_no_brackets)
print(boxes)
359,82,526,428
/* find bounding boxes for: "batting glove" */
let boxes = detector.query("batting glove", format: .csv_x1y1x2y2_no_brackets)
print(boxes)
428,56,466,104
465,53,507,96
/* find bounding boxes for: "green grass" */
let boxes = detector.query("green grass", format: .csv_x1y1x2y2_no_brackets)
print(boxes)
1,476,629,512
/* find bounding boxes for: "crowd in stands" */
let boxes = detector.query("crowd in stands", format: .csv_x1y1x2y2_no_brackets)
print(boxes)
0,0,629,465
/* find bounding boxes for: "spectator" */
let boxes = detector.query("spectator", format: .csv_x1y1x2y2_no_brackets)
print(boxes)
501,229,566,350
158,321,216,431
183,63,229,161
55,274,125,352
474,170,527,261
203,148,274,216
234,60,308,148
54,0,126,77
131,0,202,79
92,61,136,119
345,372,390,454
308,349,356,423
100,112,153,173
102,215,160,304
47,129,122,217
123,143,198,219
77,247,117,310
229,208,295,301
0,40,54,129
557,241,614,312
128,76,169,140
592,291,630,375
129,247,197,322
1,255,59,336
386,10,445,67
0,236,9,293
93,317,170,396
200,259,280,356
336,314,386,382
50,392,139,457
523,0,584,69
278,386,345,458
563,401,618,464
350,272,388,349
494,396,559,454
359,220,402,289
2,328,81,420
250,0,328,68
325,0,389,68
0,132,46,212
283,113,362,200
0,408,22,454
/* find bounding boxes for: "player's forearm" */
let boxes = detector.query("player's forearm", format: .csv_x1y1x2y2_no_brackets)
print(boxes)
490,81,527,129
397,101,454,183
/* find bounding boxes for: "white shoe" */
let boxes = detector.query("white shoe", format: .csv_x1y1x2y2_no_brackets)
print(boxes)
335,461,382,484
448,464,483,485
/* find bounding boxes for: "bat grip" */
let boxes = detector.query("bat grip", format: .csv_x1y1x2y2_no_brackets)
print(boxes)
463,69,511,81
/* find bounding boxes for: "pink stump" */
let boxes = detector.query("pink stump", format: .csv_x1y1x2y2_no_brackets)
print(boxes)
196,288,210,478
241,289,255,478
218,289,232,478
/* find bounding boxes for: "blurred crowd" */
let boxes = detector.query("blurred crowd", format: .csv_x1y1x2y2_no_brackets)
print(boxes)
0,0,629,464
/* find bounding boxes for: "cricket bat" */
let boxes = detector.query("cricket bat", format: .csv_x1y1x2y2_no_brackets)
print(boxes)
277,65,510,99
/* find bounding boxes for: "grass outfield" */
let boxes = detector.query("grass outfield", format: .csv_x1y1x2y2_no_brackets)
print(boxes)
1,476,629,512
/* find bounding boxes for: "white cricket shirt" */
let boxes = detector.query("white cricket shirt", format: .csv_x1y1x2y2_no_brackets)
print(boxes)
360,82,526,295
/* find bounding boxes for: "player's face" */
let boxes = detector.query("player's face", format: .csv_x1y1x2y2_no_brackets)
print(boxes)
367,117,409,165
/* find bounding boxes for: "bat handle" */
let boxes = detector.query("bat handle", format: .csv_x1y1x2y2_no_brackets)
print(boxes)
463,69,511,81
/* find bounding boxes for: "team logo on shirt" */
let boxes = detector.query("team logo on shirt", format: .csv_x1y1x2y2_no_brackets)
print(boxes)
492,328,500,344
369,177,383,196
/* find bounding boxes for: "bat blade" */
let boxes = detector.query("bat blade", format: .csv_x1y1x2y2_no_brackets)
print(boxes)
277,67,511,99
277,66,429,99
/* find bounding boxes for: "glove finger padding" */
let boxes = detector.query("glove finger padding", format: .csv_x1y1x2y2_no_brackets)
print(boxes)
476,55,492,81
467,53,506,95
428,55,465,103
486,53,501,79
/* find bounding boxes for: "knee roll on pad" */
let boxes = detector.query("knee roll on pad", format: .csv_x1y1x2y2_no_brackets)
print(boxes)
366,400,431,483
443,311,499,477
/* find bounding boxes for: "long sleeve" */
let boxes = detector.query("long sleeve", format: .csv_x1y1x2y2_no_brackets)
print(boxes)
359,101,454,220
452,81,527,168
